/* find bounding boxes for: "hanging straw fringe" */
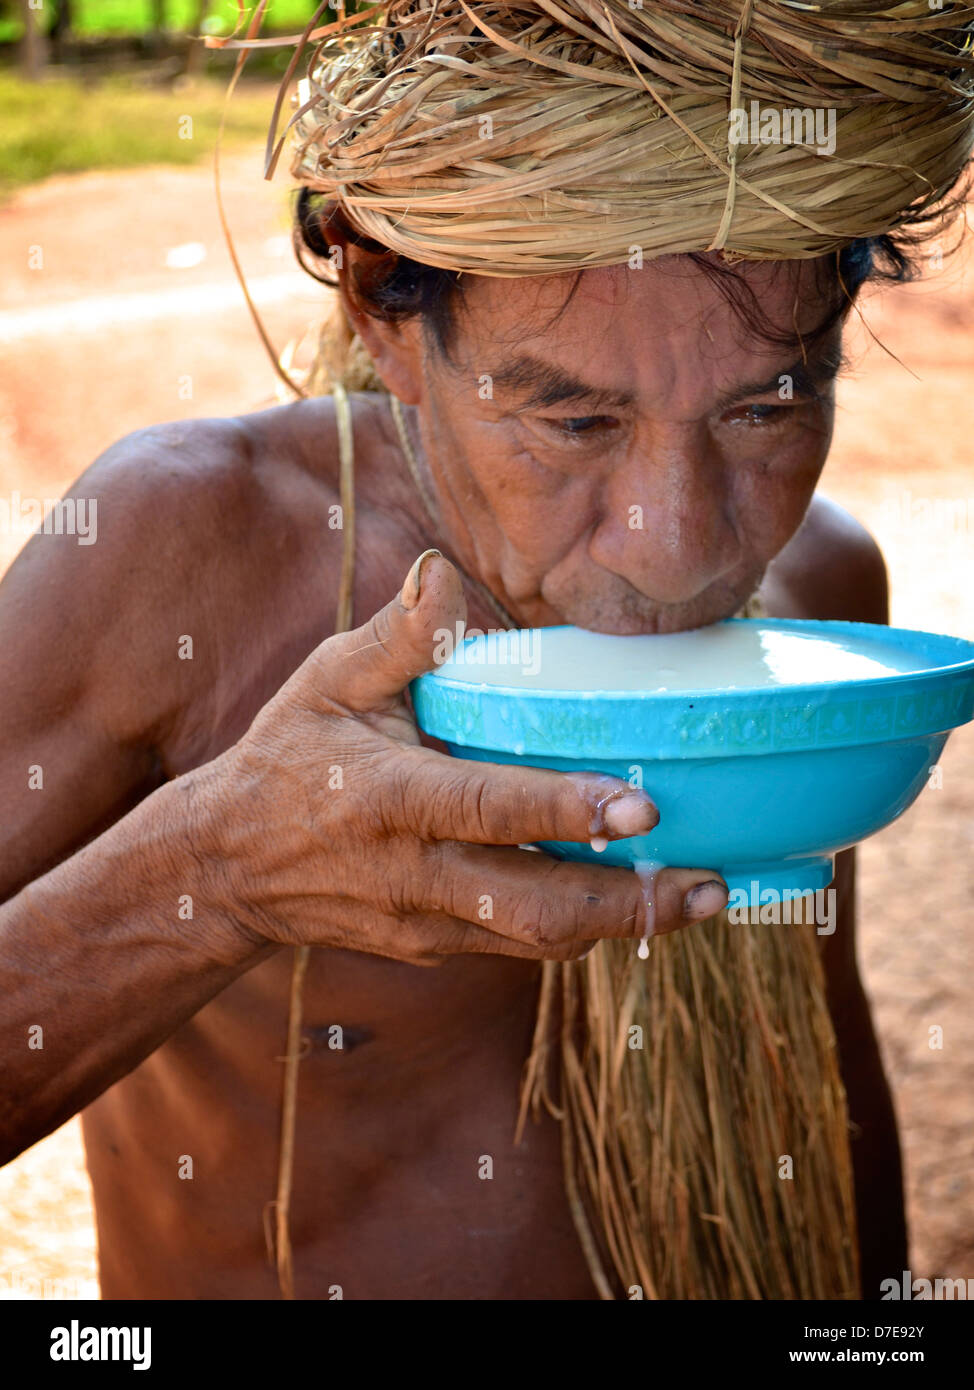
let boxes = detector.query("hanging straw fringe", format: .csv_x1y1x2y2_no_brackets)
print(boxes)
520,911,860,1300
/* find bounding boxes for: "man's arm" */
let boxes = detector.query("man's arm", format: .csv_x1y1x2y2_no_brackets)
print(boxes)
0,419,248,901
0,423,278,1163
0,769,277,1166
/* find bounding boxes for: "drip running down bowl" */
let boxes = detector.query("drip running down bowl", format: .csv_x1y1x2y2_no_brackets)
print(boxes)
410,619,974,904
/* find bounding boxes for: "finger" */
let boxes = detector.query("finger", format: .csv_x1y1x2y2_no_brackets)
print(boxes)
305,550,467,714
416,843,727,949
333,904,599,966
623,867,730,938
419,842,656,945
389,746,659,847
424,916,598,963
283,891,594,965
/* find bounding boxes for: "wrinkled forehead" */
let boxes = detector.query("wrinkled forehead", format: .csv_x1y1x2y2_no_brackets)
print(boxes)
448,254,839,378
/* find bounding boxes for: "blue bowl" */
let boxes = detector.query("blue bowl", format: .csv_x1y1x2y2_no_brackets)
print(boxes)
411,619,974,904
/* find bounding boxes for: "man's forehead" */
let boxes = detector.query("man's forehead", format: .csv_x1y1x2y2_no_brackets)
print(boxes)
451,255,842,407
460,254,828,338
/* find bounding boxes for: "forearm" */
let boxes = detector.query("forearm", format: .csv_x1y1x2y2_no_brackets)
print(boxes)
0,767,278,1164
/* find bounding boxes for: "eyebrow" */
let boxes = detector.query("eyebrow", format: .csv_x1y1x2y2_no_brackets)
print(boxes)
486,340,846,413
486,355,636,411
715,340,847,409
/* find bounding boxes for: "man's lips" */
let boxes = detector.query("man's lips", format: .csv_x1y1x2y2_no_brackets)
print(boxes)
556,589,755,637
514,561,764,634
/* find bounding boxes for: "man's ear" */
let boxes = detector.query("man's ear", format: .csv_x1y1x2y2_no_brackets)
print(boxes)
334,243,425,405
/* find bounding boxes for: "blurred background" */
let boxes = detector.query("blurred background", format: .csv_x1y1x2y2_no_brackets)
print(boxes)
0,2,972,1300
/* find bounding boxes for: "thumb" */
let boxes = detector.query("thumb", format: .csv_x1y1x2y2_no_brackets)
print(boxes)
313,549,468,712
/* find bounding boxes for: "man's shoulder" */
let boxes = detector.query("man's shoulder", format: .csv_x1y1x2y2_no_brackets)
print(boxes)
70,395,369,597
53,394,417,750
89,399,337,535
766,493,889,626
238,389,398,491
17,401,349,750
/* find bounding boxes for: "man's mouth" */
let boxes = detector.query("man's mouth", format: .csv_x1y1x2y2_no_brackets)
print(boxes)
561,584,759,637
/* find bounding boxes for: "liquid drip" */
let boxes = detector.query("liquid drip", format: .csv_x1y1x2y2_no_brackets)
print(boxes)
582,778,634,855
634,858,665,959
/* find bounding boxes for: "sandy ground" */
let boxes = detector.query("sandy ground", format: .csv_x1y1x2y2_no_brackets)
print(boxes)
0,149,971,1298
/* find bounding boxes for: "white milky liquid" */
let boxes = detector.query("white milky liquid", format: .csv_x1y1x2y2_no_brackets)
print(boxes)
439,623,920,692
634,858,665,959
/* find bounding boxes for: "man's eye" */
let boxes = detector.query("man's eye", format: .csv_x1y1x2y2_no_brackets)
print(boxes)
544,415,617,436
729,403,788,426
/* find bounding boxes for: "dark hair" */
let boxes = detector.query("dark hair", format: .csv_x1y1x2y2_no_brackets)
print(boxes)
293,188,462,354
292,184,923,360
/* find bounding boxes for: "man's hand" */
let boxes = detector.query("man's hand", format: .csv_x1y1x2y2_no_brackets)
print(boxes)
195,552,730,964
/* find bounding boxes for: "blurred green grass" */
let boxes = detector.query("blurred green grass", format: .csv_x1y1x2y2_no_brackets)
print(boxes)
0,71,279,198
0,0,317,42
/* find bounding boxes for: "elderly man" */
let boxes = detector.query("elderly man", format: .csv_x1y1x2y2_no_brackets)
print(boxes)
2,1,971,1300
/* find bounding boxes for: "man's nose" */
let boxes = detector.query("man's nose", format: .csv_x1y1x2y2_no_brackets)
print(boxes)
588,426,741,604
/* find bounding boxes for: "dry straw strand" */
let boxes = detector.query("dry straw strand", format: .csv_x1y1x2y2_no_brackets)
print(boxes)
533,911,860,1300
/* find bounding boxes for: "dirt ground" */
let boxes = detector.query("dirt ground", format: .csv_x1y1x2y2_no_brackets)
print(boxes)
0,150,971,1299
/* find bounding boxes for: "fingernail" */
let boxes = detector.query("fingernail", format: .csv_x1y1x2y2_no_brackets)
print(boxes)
603,792,659,837
683,880,729,921
401,548,442,611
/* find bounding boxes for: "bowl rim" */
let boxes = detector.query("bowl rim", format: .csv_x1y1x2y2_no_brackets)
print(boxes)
415,617,974,703
411,618,974,758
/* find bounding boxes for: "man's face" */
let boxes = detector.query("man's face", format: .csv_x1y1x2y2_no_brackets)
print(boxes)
408,254,843,634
